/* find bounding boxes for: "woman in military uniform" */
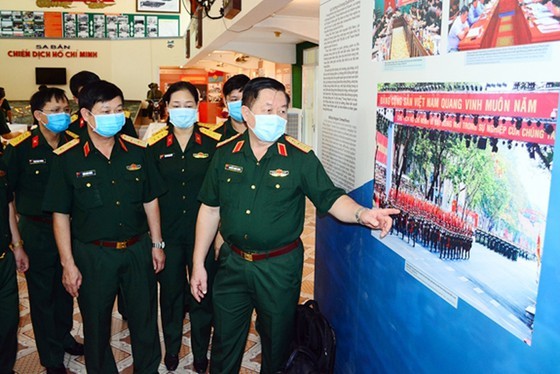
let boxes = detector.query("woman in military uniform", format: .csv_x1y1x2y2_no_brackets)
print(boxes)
148,81,220,372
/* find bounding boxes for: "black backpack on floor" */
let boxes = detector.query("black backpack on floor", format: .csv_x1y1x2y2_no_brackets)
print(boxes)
280,299,336,374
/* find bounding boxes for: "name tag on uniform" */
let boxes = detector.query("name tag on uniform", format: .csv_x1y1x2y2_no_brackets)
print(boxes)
225,163,243,173
76,169,96,178
159,153,174,159
269,169,289,177
126,164,142,171
193,152,209,159
29,159,46,165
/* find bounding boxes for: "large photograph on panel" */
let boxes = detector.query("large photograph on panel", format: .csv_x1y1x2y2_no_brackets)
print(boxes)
374,81,559,343
448,0,560,52
372,0,443,60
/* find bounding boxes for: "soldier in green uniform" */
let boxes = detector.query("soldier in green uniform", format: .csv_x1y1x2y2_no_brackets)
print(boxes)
0,158,29,374
190,78,399,373
2,87,84,374
212,74,250,140
42,80,166,374
148,81,221,372
68,71,137,138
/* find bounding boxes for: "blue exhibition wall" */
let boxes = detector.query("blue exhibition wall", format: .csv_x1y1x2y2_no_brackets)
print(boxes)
315,176,560,373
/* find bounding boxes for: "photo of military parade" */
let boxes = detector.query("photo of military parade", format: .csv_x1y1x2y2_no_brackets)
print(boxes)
373,81,559,343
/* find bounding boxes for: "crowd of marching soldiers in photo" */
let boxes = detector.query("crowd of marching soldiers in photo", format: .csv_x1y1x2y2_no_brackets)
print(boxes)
379,188,474,260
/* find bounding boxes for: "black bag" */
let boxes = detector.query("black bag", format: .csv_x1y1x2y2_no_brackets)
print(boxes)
280,299,336,374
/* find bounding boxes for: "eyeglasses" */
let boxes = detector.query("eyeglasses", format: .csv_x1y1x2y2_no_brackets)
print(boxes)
42,108,71,114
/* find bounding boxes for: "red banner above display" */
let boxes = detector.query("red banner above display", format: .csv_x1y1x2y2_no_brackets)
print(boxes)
377,92,560,119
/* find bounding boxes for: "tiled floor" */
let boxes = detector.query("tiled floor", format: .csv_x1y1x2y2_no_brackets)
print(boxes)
13,201,316,374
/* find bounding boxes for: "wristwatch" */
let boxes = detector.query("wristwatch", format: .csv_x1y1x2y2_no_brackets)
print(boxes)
152,241,166,250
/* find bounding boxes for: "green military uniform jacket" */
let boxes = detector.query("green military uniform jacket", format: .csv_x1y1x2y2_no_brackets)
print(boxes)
69,112,138,138
0,158,12,250
198,132,345,252
42,132,166,243
2,127,78,217
148,123,220,244
213,118,240,140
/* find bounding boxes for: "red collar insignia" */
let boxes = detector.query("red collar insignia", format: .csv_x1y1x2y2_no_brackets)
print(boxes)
277,142,288,157
80,117,85,128
195,132,202,145
31,135,39,148
119,138,128,152
166,133,174,147
232,140,244,153
83,141,90,157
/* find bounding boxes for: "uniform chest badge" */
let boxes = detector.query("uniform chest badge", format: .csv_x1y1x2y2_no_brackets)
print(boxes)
126,163,142,171
29,159,46,165
225,163,243,173
193,152,209,159
76,169,96,178
159,153,174,159
269,169,289,177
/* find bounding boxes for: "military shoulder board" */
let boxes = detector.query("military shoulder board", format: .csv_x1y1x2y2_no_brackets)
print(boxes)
53,138,80,155
148,128,169,146
65,130,79,139
210,122,224,132
199,127,222,142
217,132,242,148
285,135,312,153
121,134,147,148
70,113,79,122
8,131,31,147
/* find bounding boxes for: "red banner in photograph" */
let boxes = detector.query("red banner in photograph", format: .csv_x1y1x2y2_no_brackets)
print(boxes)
393,112,556,145
376,132,388,165
377,91,560,119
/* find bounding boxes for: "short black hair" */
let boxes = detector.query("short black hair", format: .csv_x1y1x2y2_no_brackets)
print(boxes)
162,81,199,104
78,80,124,111
0,87,5,99
223,74,250,97
242,77,291,109
70,70,100,97
460,5,469,13
30,87,68,125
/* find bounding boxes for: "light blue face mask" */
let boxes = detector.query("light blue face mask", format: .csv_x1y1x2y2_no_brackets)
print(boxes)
43,112,70,133
249,112,287,143
168,108,197,129
91,112,125,137
227,100,244,122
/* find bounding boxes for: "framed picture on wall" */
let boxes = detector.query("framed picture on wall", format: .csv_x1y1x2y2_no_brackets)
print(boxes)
137,0,180,13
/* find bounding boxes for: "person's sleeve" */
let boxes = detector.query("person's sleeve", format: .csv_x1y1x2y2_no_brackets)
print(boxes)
142,147,167,202
42,154,73,214
2,144,19,193
197,150,221,207
300,151,346,215
0,112,9,135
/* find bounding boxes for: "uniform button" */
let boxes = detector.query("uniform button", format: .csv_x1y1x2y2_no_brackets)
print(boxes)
182,182,186,186
244,234,248,240
111,180,116,185
181,155,185,159
227,178,231,183
86,182,91,187
275,184,280,189
182,196,186,200
108,161,111,164
251,185,256,190
245,209,251,215
135,177,140,181
256,162,260,166
119,223,123,226
183,210,186,214
116,201,120,206
181,168,185,172
35,170,40,175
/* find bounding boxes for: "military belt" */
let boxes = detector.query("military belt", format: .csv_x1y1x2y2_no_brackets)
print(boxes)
230,239,300,262
25,215,53,224
91,234,142,250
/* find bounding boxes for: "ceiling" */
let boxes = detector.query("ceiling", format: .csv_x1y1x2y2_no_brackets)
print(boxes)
189,0,320,73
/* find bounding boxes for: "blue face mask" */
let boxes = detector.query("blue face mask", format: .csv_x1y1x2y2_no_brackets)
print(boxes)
168,108,197,129
227,100,243,122
42,112,70,133
249,112,287,143
91,112,125,137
